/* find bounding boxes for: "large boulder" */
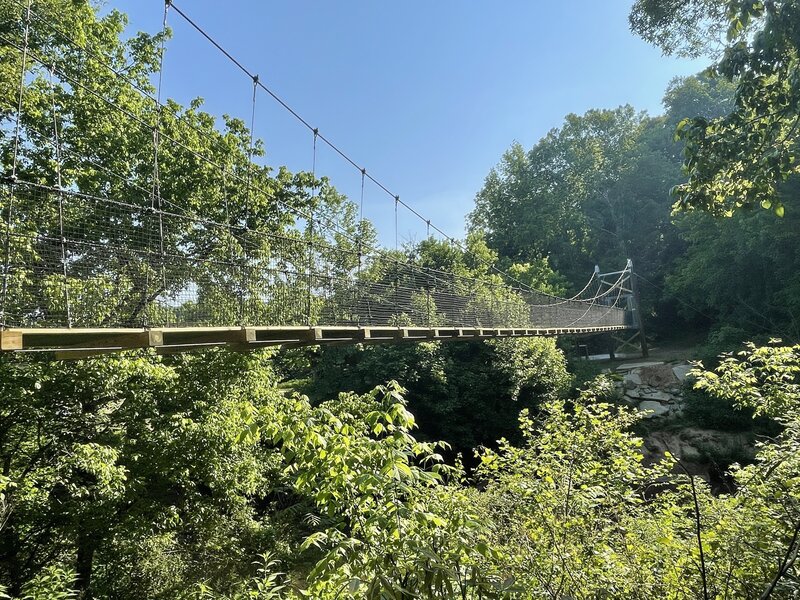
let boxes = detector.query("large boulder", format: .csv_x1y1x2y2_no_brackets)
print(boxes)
637,400,670,418
639,364,679,387
672,364,694,382
641,428,755,481
628,389,675,402
623,371,642,389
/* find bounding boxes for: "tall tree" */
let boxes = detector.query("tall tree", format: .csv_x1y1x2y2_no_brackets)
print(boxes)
470,107,648,285
469,76,742,335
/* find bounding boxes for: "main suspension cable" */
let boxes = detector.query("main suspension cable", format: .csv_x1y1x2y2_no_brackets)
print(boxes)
2,0,545,296
0,0,632,324
166,0,543,293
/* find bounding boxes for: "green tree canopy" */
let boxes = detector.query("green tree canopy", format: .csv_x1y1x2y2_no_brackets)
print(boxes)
469,107,648,284
632,0,800,216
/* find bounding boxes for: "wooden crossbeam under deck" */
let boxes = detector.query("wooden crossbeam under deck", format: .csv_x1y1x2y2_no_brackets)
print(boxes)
0,325,633,358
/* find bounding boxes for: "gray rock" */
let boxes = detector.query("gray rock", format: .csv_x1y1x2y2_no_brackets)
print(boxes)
672,364,693,382
637,400,671,418
639,364,679,387
627,389,673,402
623,371,642,388
640,391,674,402
617,361,665,371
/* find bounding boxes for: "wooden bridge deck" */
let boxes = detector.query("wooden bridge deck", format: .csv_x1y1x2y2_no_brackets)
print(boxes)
0,325,631,359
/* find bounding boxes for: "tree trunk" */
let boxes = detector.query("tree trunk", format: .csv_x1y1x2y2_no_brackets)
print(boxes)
74,525,96,599
0,521,24,597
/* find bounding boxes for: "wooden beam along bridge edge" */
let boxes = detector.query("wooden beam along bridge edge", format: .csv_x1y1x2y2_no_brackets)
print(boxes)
0,325,632,359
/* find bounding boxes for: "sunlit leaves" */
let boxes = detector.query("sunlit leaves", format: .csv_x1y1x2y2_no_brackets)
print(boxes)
635,0,800,215
258,382,509,598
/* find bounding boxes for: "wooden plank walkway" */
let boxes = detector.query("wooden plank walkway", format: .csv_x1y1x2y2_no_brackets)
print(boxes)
0,325,631,359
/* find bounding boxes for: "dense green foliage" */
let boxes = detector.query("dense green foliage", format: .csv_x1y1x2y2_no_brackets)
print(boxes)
0,351,286,597
3,344,800,598
471,106,652,283
304,234,570,456
306,336,570,456
668,179,800,340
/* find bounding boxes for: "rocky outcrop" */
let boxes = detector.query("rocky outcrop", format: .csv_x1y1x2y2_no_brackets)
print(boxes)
642,428,752,468
609,359,755,490
612,361,688,419
641,428,754,493
637,400,671,417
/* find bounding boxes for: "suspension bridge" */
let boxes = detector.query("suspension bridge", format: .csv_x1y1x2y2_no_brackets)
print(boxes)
0,0,641,358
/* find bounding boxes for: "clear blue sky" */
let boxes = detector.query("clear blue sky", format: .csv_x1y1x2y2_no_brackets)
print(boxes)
109,1,707,247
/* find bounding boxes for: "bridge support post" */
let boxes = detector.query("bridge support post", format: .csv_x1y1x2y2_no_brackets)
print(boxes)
597,260,648,359
629,260,649,358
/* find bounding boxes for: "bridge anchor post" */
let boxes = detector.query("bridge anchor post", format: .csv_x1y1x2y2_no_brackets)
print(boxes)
629,259,649,358
598,259,648,359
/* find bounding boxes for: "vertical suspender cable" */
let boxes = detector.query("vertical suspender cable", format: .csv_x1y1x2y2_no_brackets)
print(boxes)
241,74,258,325
222,157,234,326
425,221,432,326
1,0,32,328
307,129,318,325
425,218,431,326
49,66,72,327
356,168,365,324
394,195,399,323
9,0,31,182
394,195,399,253
151,0,170,326
359,168,365,225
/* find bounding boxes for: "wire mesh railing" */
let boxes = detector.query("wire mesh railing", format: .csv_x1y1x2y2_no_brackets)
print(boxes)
0,182,629,330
